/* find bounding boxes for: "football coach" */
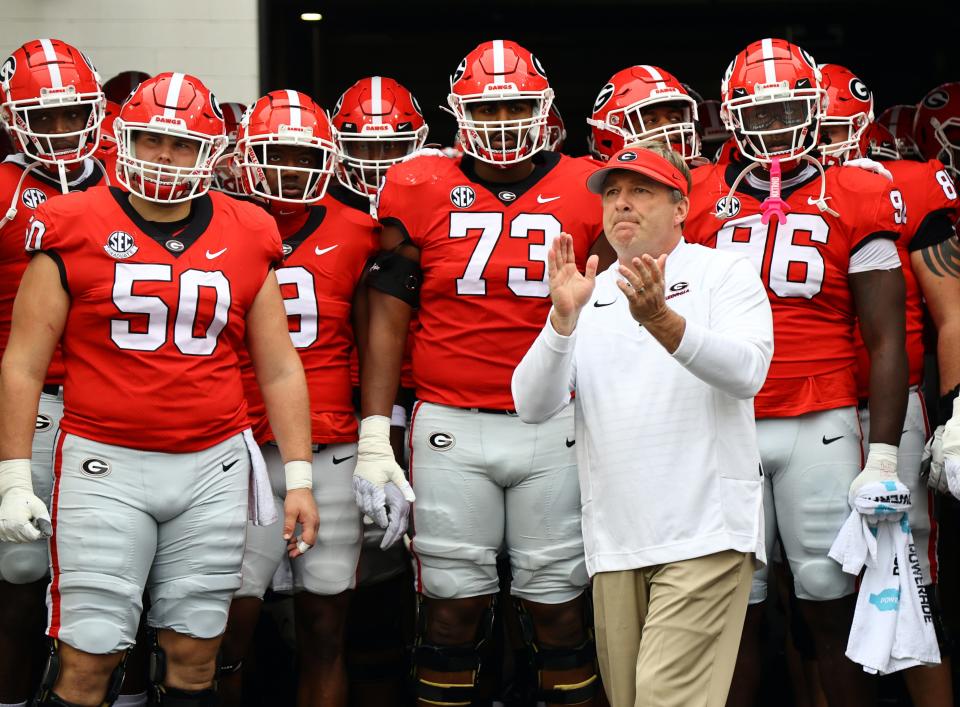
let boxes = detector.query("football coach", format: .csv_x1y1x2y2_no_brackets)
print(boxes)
511,144,774,707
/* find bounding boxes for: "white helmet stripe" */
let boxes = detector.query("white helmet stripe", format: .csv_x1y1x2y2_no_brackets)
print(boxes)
889,106,902,135
163,73,185,119
38,38,63,89
760,38,778,84
640,65,666,89
285,89,302,128
371,76,382,125
492,39,505,80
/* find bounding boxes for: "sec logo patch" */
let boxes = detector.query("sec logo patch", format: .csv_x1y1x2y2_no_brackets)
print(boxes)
21,188,47,210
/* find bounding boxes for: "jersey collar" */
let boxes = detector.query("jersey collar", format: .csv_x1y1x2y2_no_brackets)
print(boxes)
458,150,562,203
110,186,214,257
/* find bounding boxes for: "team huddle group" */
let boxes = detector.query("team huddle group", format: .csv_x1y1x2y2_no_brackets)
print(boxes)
0,29,957,707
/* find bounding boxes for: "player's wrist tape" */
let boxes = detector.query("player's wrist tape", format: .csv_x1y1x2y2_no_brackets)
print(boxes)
284,461,313,491
866,442,899,469
0,458,33,495
391,405,407,428
939,384,959,426
360,415,391,439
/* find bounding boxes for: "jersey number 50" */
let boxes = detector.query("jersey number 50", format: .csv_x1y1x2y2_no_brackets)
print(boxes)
111,263,231,355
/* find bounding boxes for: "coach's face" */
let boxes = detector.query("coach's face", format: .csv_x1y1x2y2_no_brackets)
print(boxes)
600,170,687,253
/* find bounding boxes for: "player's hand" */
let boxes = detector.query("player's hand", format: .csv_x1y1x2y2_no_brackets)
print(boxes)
380,481,411,550
848,442,905,509
0,460,51,543
548,233,598,334
921,425,949,494
617,253,669,326
942,398,960,499
283,488,319,558
354,415,415,528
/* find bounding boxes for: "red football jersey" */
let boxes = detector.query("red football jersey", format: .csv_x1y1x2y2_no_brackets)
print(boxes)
0,156,105,384
27,187,282,451
686,159,901,418
376,151,604,409
854,159,959,397
242,189,379,444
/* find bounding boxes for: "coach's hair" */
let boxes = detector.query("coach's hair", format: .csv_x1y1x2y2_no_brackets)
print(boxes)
626,142,692,203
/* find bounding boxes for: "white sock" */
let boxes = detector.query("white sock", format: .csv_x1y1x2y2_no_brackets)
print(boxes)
113,692,148,707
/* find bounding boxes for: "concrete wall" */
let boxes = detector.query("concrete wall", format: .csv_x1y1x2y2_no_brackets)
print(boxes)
0,0,259,103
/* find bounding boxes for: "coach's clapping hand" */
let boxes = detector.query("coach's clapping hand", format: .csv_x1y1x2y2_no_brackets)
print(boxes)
548,233,599,336
617,253,668,325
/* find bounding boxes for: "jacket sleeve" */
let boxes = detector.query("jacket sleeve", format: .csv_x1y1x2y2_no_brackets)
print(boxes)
670,256,773,399
511,311,577,423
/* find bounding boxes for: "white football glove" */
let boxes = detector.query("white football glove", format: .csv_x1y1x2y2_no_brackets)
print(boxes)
353,415,415,528
849,442,904,509
844,158,894,182
922,425,949,494
0,459,51,543
942,398,960,499
380,481,411,550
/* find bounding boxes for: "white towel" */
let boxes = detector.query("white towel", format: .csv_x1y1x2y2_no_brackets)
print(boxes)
828,479,940,674
947,457,960,499
243,429,278,526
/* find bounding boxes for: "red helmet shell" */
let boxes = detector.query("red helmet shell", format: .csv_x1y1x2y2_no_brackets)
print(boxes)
447,39,553,165
720,38,825,163
914,83,960,178
114,72,227,203
331,76,428,195
0,38,104,164
236,89,336,204
587,65,698,163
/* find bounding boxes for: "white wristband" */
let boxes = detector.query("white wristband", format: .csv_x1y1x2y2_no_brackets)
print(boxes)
391,405,407,428
284,460,313,491
0,458,33,496
867,442,899,466
360,415,391,438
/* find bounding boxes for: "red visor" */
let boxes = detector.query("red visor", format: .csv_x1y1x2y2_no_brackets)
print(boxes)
586,147,689,196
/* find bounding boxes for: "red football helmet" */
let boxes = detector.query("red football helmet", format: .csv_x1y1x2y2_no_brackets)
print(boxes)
876,104,921,160
446,39,553,165
212,101,246,196
236,90,336,204
102,70,150,104
914,83,960,179
0,38,104,166
818,63,874,163
94,99,120,160
114,72,228,203
545,103,566,152
331,76,428,196
587,65,699,162
721,38,825,163
697,99,732,160
857,122,900,161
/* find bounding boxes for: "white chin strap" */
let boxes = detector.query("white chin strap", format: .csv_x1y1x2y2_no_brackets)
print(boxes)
715,154,839,221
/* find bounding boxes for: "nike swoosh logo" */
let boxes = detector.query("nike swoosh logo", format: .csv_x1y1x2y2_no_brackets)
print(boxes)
565,438,575,448
537,195,560,204
593,300,616,308
315,245,338,256
222,459,239,471
332,454,354,465
822,435,843,445
206,247,228,259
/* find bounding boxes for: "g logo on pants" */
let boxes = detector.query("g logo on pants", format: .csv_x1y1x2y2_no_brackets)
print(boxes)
80,458,111,478
428,432,456,451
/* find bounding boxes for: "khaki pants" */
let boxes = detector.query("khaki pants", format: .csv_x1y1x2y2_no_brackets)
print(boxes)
593,550,753,707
